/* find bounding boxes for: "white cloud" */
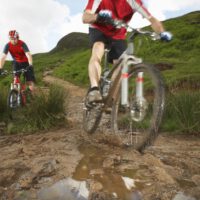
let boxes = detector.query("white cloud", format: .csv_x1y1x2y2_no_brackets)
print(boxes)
0,0,199,56
0,0,86,54
130,0,200,28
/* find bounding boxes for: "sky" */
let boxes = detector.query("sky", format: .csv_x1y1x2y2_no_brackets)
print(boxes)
0,0,199,55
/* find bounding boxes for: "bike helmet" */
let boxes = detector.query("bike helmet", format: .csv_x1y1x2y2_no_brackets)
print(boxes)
9,30,19,39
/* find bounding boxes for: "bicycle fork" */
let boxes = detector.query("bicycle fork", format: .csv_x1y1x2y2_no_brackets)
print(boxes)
121,57,144,105
121,59,148,121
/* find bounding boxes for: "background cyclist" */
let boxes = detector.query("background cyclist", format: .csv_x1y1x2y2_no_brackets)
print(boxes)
0,30,35,91
82,0,172,103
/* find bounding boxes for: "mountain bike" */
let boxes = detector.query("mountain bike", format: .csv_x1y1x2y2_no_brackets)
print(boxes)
4,68,33,109
83,20,165,152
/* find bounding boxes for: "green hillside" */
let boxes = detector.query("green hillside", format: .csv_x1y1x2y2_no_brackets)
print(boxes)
35,11,200,89
1,11,199,89
0,11,200,134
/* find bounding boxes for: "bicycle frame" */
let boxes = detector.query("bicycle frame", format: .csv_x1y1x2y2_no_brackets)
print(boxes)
101,21,158,109
102,46,142,109
12,76,25,104
10,69,29,106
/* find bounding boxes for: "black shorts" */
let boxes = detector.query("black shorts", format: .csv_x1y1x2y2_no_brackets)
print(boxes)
13,61,36,82
89,27,127,63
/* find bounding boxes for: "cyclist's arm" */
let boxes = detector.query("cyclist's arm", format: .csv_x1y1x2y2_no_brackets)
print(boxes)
22,42,33,66
0,44,9,69
83,0,101,24
130,0,165,33
148,16,165,34
0,53,7,69
25,52,33,66
82,9,97,24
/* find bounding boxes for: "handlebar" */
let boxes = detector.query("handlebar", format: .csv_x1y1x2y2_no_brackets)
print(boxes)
0,68,29,76
110,19,161,41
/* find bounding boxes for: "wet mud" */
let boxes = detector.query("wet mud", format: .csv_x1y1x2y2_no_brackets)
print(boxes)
0,76,199,200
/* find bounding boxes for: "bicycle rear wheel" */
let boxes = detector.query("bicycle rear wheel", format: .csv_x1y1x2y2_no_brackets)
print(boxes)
83,92,103,134
111,63,165,151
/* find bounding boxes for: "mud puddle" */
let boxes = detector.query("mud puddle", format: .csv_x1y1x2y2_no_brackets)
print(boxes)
37,143,198,200
38,144,145,200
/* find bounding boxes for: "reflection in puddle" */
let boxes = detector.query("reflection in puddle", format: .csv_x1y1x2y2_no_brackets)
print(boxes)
37,177,143,200
37,144,198,200
173,192,196,200
37,144,145,200
72,144,144,199
37,178,88,200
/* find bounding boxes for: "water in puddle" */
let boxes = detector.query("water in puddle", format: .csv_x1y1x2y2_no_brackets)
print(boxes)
72,144,144,199
173,192,196,200
38,144,197,200
38,177,88,200
38,144,144,200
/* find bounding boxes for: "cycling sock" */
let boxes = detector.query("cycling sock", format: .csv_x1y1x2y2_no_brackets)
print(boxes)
89,86,99,91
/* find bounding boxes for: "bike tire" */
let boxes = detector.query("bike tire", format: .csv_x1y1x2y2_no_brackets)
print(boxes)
111,63,165,152
7,89,21,109
83,91,103,134
7,89,22,120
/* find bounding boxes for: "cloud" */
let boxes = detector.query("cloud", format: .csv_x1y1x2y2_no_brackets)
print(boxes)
0,0,199,55
0,0,86,54
129,0,200,28
144,0,200,20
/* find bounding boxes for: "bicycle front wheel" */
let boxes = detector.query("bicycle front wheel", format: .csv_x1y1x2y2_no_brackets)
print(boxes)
111,63,165,152
7,89,21,109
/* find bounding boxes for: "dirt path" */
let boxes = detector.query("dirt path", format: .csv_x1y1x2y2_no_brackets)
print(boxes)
0,76,199,200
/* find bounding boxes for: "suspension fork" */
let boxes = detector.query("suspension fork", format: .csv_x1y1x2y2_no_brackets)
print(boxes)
136,72,144,99
121,63,129,105
121,61,144,106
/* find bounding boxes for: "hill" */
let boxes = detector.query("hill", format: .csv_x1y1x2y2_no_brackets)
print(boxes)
1,11,200,88
39,11,200,88
50,32,89,53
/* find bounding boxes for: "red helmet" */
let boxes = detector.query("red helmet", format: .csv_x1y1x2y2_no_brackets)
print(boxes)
9,30,19,39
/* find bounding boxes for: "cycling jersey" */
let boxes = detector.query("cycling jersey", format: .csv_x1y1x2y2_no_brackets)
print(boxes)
3,40,29,63
85,0,152,39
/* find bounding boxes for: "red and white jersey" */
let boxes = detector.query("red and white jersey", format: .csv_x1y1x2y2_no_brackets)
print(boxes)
3,40,29,63
85,0,152,39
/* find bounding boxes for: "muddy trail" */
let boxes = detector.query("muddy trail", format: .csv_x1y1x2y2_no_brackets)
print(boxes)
0,75,199,200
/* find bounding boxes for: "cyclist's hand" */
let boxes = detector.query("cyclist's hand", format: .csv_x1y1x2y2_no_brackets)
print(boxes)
160,31,173,41
97,10,112,24
0,69,8,76
27,65,33,71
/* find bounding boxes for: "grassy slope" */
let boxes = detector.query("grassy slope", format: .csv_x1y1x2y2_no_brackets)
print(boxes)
1,11,199,89
0,11,199,134
40,11,200,89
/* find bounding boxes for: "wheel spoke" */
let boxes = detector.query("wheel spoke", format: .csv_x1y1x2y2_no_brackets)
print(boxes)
111,63,165,151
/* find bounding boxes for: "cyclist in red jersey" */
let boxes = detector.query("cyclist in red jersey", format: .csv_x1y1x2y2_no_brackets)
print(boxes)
0,30,35,91
82,0,172,102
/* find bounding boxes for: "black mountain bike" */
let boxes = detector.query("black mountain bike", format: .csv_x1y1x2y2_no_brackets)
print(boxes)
83,20,165,152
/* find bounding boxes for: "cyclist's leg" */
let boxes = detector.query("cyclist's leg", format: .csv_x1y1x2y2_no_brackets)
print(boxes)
109,39,127,81
88,28,108,102
23,62,36,92
21,62,35,94
88,28,106,88
89,42,104,87
13,61,22,78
